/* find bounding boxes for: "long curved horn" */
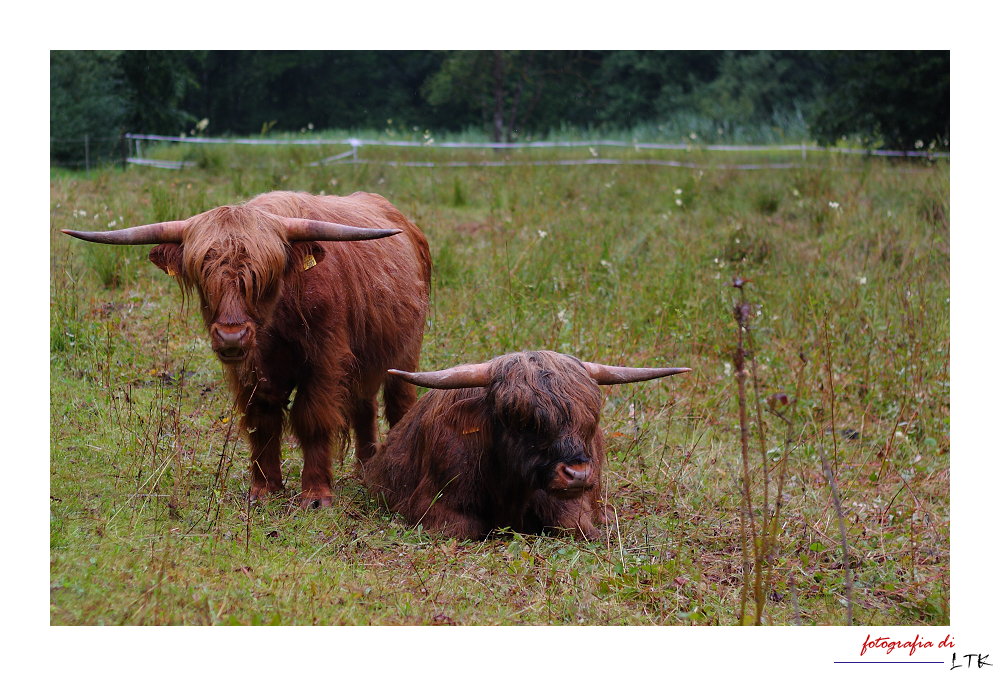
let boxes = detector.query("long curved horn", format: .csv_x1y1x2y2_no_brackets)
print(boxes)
61,220,187,245
281,217,402,242
388,363,492,390
581,361,692,385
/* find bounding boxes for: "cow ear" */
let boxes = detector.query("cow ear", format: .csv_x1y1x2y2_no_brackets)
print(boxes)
149,244,183,277
290,242,326,272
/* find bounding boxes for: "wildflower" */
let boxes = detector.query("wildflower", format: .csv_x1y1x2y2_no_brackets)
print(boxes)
828,201,840,209
675,199,683,206
858,276,867,285
537,230,548,239
674,188,683,195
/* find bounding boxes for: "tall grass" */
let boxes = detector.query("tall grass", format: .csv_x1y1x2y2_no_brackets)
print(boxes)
49,147,949,625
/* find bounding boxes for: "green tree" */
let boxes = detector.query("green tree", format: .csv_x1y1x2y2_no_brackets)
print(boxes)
591,51,819,141
120,51,202,134
177,51,445,135
423,51,599,142
50,50,951,161
809,51,949,149
50,50,127,166
689,51,820,128
592,50,721,125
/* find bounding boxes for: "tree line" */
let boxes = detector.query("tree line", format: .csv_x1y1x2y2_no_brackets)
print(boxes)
50,50,949,166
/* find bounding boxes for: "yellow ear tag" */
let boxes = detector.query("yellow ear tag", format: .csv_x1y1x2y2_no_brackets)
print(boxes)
303,254,317,271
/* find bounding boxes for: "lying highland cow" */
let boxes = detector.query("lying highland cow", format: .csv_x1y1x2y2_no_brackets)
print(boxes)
359,350,690,540
63,191,431,508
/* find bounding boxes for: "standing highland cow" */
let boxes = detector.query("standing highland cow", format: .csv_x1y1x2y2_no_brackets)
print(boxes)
360,350,690,539
63,191,431,508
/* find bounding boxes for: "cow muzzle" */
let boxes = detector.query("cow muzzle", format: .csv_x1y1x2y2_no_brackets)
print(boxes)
549,461,594,498
210,323,254,362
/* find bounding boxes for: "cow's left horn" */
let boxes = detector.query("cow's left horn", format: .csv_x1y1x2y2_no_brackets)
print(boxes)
61,220,188,245
282,217,402,242
388,363,492,389
581,362,692,385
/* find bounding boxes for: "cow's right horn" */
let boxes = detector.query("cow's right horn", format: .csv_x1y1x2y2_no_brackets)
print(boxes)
581,362,692,385
61,220,188,245
282,218,402,242
388,363,492,389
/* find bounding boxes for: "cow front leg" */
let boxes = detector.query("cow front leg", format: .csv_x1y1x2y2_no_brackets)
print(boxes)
351,395,379,463
420,502,487,540
297,436,334,509
289,388,346,509
529,492,601,541
383,370,417,427
243,403,285,503
555,499,600,541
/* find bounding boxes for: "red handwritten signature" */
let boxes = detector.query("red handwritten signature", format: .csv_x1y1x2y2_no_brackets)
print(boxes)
860,634,956,657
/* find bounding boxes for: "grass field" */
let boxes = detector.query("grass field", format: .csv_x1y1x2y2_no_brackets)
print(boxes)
49,142,949,625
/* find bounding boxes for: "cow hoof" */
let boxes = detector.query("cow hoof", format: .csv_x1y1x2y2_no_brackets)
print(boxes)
573,523,601,541
249,485,283,505
299,495,333,509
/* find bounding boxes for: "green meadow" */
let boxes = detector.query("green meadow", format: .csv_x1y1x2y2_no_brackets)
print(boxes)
49,141,949,625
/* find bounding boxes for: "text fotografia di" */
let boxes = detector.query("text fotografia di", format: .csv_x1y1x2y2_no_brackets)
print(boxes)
860,634,956,658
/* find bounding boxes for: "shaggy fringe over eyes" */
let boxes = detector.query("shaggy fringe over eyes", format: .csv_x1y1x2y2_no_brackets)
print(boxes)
179,206,289,316
487,351,602,438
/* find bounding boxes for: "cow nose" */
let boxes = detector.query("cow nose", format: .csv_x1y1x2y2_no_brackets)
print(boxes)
212,324,251,360
560,463,592,484
216,325,247,346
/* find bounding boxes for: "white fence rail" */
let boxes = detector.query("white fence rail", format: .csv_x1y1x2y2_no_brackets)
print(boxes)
124,133,949,171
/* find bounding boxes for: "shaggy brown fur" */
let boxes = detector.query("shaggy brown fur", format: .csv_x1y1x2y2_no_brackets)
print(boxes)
148,191,431,507
360,351,611,540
